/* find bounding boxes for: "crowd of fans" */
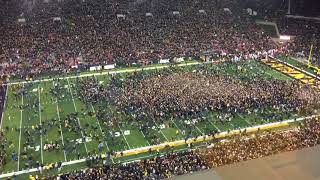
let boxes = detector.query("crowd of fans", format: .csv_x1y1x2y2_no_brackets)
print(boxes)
0,0,281,79
277,18,320,63
0,130,7,167
108,70,320,119
0,85,6,166
42,150,208,180
75,77,105,105
199,117,320,167
0,0,316,79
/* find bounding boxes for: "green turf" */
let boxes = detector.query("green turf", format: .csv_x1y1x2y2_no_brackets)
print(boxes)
0,60,309,177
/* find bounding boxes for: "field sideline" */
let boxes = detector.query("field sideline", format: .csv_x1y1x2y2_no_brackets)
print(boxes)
7,61,202,85
0,59,313,178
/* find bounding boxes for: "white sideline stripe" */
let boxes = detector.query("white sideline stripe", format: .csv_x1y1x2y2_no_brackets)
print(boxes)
17,84,24,171
0,114,317,179
120,147,188,165
8,62,201,85
38,86,44,163
66,79,88,154
0,84,8,129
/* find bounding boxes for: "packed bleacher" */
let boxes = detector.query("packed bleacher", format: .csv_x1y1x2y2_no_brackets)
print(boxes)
199,118,320,167
0,0,319,80
36,150,208,180
0,130,7,167
0,0,281,80
278,18,320,61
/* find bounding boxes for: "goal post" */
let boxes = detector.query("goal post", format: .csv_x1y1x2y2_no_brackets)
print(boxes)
307,44,313,68
307,44,320,74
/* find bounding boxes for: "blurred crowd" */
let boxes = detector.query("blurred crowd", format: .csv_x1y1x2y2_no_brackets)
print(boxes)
0,0,279,79
199,118,320,167
278,18,320,63
0,130,7,167
109,70,320,119
75,77,105,105
0,0,318,79
46,151,208,180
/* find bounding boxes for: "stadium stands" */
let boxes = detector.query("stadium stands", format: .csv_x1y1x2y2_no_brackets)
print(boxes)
0,0,278,79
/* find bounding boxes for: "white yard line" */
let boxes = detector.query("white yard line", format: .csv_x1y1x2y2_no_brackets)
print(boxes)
38,86,44,164
89,104,115,164
238,114,252,126
52,81,67,162
117,123,131,149
66,79,88,154
170,117,183,134
82,75,112,152
139,131,151,146
207,113,222,132
17,84,24,171
229,121,236,129
94,74,152,147
86,76,114,152
106,105,132,150
90,104,110,151
207,118,221,132
0,84,8,129
254,63,278,79
89,104,110,151
154,121,169,141
193,123,204,135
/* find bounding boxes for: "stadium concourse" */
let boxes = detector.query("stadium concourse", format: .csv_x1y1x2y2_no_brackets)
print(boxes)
0,0,320,179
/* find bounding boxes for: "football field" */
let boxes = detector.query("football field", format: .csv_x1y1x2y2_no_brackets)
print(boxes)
0,60,310,177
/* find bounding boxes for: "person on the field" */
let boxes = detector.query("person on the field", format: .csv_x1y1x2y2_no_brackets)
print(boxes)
98,142,104,152
11,151,17,161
